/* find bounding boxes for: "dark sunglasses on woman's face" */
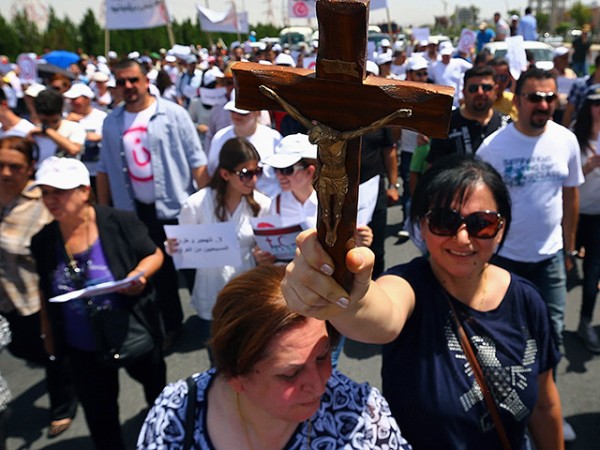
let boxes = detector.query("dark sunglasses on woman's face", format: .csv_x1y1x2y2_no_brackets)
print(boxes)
521,91,557,104
232,166,263,182
425,208,504,239
274,164,307,176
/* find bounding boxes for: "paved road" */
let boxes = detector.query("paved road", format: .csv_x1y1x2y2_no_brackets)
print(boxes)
1,204,599,449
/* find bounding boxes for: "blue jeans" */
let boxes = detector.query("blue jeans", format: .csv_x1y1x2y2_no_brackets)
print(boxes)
571,60,588,77
492,251,566,347
578,214,600,320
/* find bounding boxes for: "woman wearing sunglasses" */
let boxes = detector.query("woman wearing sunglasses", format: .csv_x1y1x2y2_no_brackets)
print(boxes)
29,156,166,450
571,89,600,354
282,154,563,449
166,137,270,322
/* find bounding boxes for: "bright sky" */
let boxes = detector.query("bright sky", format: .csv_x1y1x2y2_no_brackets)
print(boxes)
0,0,530,31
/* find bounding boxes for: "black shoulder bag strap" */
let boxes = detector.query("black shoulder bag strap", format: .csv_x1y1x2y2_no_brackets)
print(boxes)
183,375,197,450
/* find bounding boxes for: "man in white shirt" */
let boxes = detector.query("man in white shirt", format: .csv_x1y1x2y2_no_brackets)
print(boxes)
478,68,583,442
430,45,472,107
64,83,107,179
28,89,85,165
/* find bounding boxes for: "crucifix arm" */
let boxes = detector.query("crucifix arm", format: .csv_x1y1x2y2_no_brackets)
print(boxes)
259,85,315,130
340,108,413,140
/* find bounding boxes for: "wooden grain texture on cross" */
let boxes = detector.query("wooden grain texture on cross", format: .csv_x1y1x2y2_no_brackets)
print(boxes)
233,0,453,291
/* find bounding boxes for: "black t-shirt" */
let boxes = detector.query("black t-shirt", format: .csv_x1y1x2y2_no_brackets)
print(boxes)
359,128,394,183
572,36,592,63
427,109,507,165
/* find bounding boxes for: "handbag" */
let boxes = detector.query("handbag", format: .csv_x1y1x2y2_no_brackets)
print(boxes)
447,298,513,450
87,301,155,367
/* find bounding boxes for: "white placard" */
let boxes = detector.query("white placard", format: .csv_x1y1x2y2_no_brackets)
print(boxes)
505,35,528,80
17,53,37,84
556,76,576,95
49,272,144,303
252,215,303,261
411,27,430,44
163,223,241,269
458,29,476,55
357,175,379,226
105,0,170,30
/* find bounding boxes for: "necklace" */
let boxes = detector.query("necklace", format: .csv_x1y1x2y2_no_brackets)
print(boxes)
236,393,312,450
63,205,91,289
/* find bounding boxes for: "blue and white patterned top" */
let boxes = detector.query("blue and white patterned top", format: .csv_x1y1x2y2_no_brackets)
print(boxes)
137,368,412,450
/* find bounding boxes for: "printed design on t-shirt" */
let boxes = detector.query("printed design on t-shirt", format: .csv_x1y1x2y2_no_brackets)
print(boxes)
445,314,536,427
123,125,153,182
501,156,563,187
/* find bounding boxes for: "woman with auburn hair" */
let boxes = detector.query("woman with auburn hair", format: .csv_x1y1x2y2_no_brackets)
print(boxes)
138,264,411,449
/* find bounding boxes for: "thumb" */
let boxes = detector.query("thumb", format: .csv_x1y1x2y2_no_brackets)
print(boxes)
345,247,375,300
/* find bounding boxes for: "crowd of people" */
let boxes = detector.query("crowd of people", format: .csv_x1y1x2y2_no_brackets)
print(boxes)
0,8,599,449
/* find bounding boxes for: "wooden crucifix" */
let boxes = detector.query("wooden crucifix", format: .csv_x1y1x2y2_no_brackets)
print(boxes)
233,0,454,290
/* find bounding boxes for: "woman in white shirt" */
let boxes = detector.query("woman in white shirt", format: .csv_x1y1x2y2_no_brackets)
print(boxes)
167,137,270,322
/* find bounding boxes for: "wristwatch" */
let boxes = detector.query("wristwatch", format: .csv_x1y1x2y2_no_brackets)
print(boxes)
388,182,401,190
566,250,579,257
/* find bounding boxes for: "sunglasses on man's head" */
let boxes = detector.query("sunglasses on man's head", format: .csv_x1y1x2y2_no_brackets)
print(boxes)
115,76,140,87
231,166,263,182
466,83,494,93
274,164,307,176
521,91,557,104
425,208,504,239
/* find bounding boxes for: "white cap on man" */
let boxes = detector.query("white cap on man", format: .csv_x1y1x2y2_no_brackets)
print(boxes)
63,83,95,99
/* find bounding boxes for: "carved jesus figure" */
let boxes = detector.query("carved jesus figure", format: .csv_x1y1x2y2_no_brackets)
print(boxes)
259,85,412,246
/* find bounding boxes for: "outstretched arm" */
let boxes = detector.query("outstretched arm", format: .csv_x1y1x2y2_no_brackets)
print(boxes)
259,85,314,130
341,108,412,140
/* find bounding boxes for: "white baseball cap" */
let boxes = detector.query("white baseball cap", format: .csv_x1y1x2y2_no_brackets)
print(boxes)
274,53,296,67
30,156,90,190
63,83,95,99
224,91,250,115
263,134,317,168
24,83,46,98
366,60,380,76
407,55,429,72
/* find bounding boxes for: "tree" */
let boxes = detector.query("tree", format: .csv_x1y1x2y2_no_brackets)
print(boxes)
0,14,22,60
79,9,103,56
536,12,549,33
570,1,592,28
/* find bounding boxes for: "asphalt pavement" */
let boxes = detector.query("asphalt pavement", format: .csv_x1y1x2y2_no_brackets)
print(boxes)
1,203,599,449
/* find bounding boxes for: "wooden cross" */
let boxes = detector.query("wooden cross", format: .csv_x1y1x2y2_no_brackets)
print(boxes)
233,0,453,290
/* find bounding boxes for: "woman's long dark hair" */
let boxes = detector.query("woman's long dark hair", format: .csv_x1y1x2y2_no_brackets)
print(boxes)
572,99,595,154
209,137,261,222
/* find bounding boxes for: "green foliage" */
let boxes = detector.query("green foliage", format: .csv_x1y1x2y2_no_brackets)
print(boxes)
536,12,549,33
556,22,571,36
0,9,283,59
570,1,592,27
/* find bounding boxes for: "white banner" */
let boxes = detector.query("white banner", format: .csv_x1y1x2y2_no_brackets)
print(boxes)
105,0,170,30
196,4,249,33
289,0,316,19
370,0,389,10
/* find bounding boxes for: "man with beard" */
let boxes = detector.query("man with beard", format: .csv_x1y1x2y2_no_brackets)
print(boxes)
478,68,583,442
97,59,209,349
427,65,507,164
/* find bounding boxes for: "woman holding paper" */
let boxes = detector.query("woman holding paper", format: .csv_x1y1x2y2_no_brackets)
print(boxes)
30,156,166,450
167,137,271,322
572,89,600,353
254,133,373,267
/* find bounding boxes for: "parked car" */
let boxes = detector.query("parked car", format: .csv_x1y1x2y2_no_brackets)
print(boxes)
482,41,555,70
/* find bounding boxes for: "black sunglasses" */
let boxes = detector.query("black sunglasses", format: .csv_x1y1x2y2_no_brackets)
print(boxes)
425,208,504,239
521,91,557,104
467,83,494,93
494,73,509,82
275,164,307,176
115,76,141,87
232,166,263,181
413,70,428,77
